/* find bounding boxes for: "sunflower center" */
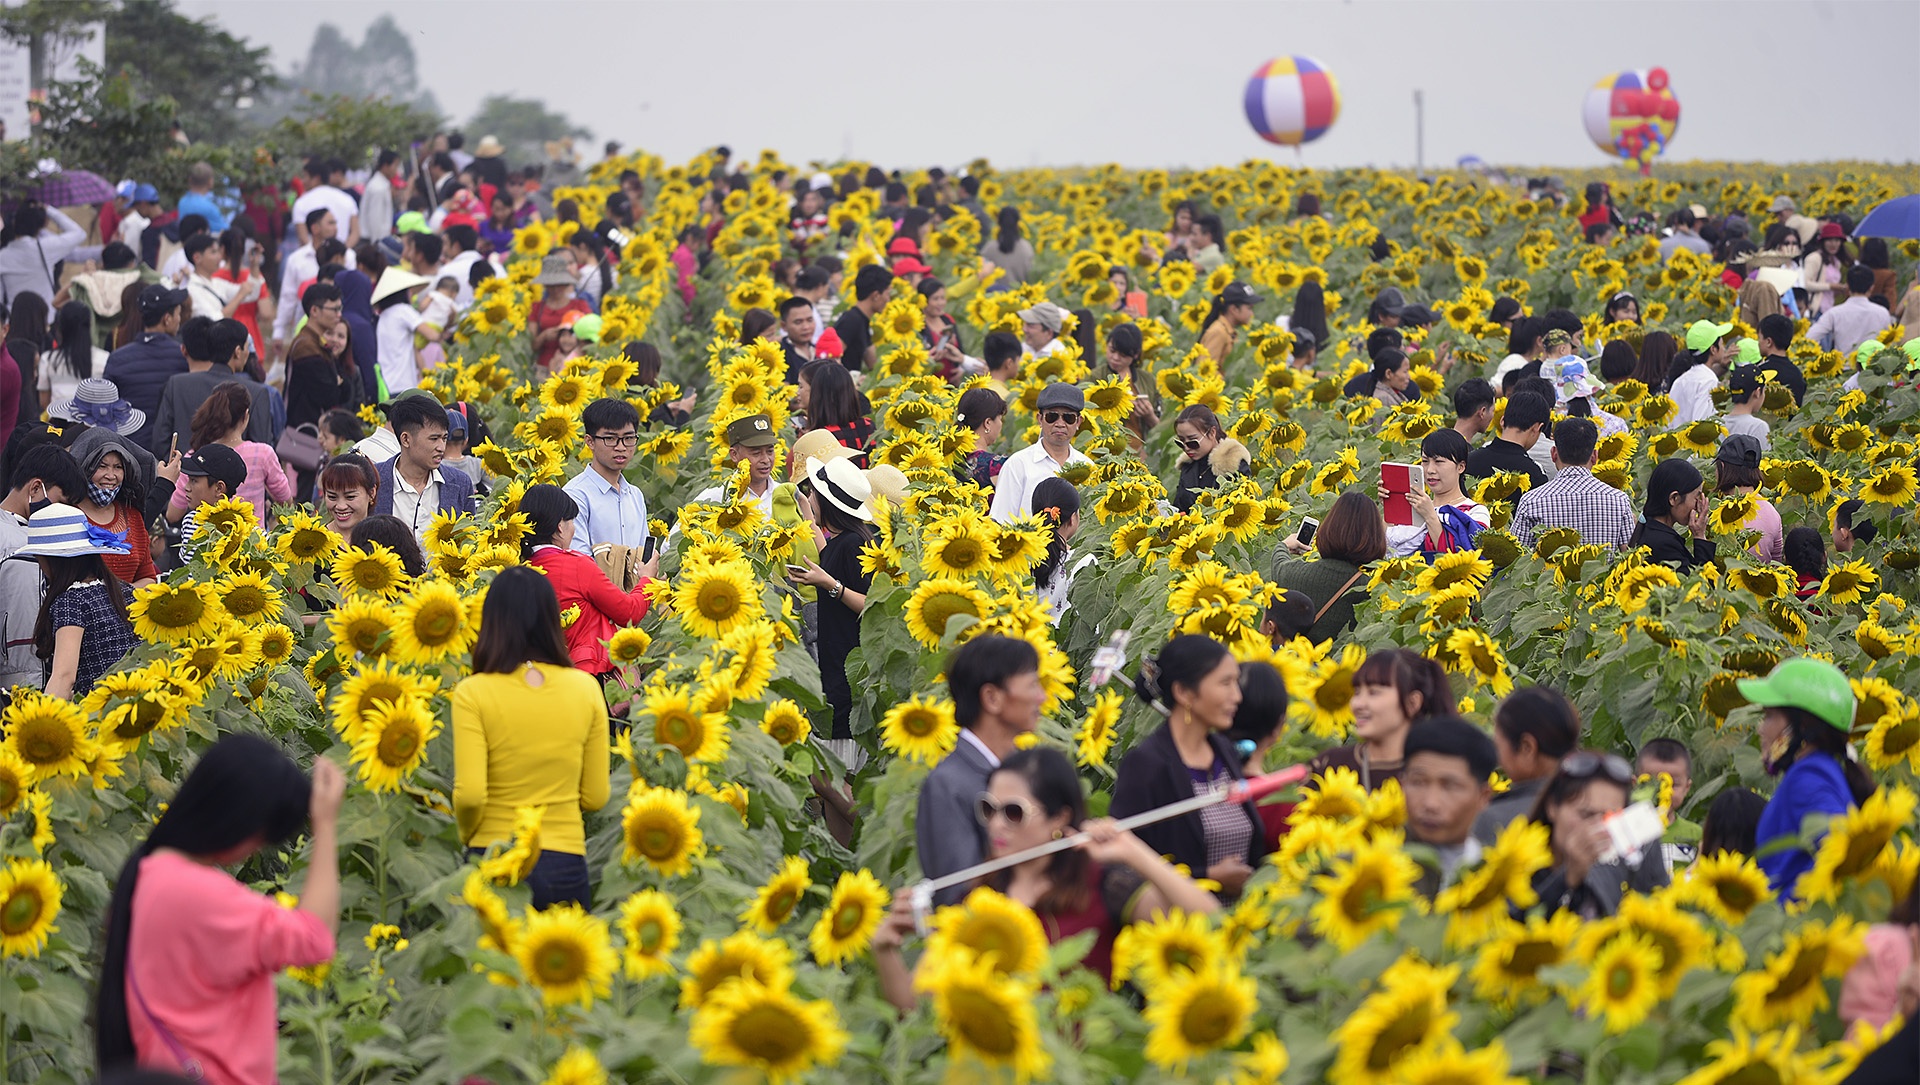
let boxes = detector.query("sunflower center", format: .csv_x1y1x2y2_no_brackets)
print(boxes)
378,723,423,766
534,939,585,984
1506,939,1560,977
634,918,664,954
766,889,799,924
413,602,462,645
1178,990,1240,1045
150,593,203,626
0,888,44,934
1365,1002,1432,1070
946,988,1019,1056
732,1002,808,1063
829,901,866,939
17,720,73,764
698,582,741,620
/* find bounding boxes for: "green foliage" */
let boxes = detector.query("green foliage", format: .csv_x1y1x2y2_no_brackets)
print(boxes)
465,94,593,168
102,0,276,146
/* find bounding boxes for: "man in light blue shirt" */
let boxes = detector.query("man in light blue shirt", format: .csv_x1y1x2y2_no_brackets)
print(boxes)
175,162,230,233
563,398,649,555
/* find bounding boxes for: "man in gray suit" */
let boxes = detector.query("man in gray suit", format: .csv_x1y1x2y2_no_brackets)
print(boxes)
916,635,1046,906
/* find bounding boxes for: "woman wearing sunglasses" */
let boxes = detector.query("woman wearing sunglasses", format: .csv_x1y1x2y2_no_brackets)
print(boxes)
874,746,1219,1004
1525,749,1665,919
1170,405,1252,513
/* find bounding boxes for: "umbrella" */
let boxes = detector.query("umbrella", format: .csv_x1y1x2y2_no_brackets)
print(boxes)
1854,194,1920,241
28,169,115,207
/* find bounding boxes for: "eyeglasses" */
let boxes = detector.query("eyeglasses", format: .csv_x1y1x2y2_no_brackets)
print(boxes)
1040,410,1080,425
975,793,1039,827
1174,436,1205,452
1560,751,1635,786
590,433,639,448
316,304,343,315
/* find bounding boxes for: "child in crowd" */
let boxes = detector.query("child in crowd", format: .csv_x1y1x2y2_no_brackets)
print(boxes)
440,402,489,495
174,444,249,565
1636,737,1697,874
1722,364,1771,449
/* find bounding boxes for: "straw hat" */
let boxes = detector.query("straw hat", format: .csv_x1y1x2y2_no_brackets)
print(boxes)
371,267,430,306
474,135,505,159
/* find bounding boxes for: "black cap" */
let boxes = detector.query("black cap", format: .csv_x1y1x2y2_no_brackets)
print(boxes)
1219,281,1262,307
180,443,247,492
1727,365,1764,397
1396,304,1438,327
138,283,190,324
1715,433,1764,468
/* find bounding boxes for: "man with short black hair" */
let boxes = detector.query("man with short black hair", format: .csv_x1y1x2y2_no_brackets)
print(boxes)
274,207,347,355
184,233,247,320
404,231,444,277
1474,687,1582,844
361,149,402,243
175,443,250,562
777,296,816,381
1659,207,1711,260
1510,417,1635,549
1452,378,1497,442
103,284,192,452
154,317,274,454
1636,738,1696,874
794,266,833,339
441,224,482,308
292,156,360,248
372,393,476,543
1754,313,1808,406
1403,716,1498,895
981,331,1022,398
832,264,893,372
1465,389,1549,489
1809,264,1894,355
918,634,1045,904
564,398,649,555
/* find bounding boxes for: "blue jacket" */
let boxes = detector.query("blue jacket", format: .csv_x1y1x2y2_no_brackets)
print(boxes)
102,333,188,451
372,455,478,521
1755,752,1853,897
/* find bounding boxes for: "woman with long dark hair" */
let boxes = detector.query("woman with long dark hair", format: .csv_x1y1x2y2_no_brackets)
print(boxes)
982,206,1034,284
569,230,615,312
95,735,343,1082
1633,329,1678,391
1196,281,1259,364
5,290,49,426
1740,658,1875,896
38,301,101,412
787,456,876,750
954,386,1007,488
518,483,654,678
1289,281,1331,353
453,565,611,909
1803,223,1853,317
1112,634,1269,899
1630,458,1714,571
797,358,873,450
212,226,271,362
1308,648,1451,792
1030,477,1087,622
1102,322,1159,441
16,503,136,698
166,383,292,526
1171,404,1252,512
874,746,1219,999
1357,348,1415,405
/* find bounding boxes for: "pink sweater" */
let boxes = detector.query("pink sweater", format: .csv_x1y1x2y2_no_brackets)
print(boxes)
170,441,294,522
1839,923,1914,1030
126,851,334,1084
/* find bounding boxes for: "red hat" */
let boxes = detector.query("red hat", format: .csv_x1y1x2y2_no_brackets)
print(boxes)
815,326,845,359
1816,221,1845,240
885,236,921,258
891,256,932,276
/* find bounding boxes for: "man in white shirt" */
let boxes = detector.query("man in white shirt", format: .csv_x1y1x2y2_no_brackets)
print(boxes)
116,183,161,252
273,208,341,349
291,157,360,248
564,398,650,555
1809,265,1895,357
989,383,1091,522
360,149,401,243
183,234,242,320
687,414,779,518
439,224,483,310
1017,301,1071,359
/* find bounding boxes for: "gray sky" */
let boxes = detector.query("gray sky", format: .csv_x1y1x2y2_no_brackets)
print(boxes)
180,0,1920,169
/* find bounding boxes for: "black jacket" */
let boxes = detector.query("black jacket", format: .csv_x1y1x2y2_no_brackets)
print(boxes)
1174,438,1252,512
1843,1011,1916,1084
1110,724,1269,882
1633,517,1716,571
1465,436,1548,489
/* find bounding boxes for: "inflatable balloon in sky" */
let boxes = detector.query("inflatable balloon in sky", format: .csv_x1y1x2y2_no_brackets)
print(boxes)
1243,56,1341,149
1582,68,1680,175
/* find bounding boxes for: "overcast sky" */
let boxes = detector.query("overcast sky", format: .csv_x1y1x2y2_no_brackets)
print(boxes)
179,0,1920,170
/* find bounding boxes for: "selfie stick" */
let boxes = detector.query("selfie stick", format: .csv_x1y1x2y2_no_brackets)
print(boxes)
908,764,1311,928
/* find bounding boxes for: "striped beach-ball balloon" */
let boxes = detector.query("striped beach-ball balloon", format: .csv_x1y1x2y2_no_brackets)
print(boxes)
1243,55,1342,147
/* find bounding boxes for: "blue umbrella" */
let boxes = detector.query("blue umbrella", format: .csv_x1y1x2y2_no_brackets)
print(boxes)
1854,194,1920,240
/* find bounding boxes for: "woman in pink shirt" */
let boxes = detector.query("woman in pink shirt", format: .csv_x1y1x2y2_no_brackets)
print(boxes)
168,383,295,529
96,735,344,1083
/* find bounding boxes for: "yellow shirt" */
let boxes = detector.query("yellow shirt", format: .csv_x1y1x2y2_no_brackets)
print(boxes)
452,663,611,854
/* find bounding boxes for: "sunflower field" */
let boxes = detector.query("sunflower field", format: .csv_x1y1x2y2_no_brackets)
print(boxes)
4,150,1920,1084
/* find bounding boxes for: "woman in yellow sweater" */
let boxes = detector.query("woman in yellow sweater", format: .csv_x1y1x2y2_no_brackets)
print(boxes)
453,566,611,909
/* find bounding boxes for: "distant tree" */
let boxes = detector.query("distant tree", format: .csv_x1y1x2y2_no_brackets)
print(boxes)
102,0,277,146
269,93,444,173
281,15,439,117
0,0,111,88
466,95,593,168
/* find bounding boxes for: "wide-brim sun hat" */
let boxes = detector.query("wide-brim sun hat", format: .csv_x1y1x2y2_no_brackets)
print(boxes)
805,455,874,522
13,502,132,557
371,267,430,306
1736,657,1854,733
49,377,145,437
790,429,862,475
534,253,575,286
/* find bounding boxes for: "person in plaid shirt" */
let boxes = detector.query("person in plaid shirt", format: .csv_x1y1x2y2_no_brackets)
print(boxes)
1508,418,1635,550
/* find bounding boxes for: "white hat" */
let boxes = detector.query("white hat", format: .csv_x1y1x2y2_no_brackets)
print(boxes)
12,503,132,558
810,172,835,192
805,456,873,522
371,267,431,306
48,377,146,436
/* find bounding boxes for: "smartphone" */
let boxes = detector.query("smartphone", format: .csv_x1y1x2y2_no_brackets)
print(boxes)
640,537,658,563
168,433,179,459
784,563,810,576
1295,517,1318,546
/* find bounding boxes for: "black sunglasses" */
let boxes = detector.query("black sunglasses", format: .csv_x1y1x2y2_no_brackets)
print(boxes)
1040,410,1080,425
1560,751,1635,786
1175,436,1205,452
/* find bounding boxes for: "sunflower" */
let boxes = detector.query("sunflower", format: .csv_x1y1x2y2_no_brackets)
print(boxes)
646,686,731,764
1329,956,1459,1085
539,1047,607,1085
606,627,652,667
1673,851,1774,924
83,666,187,750
1142,964,1256,1070
672,559,762,639
1864,703,1920,773
1076,688,1123,768
253,623,297,670
1819,558,1878,605
1414,550,1494,594
1438,628,1513,695
513,904,617,1007
332,659,435,743
0,749,31,817
616,889,681,979
742,857,812,934
1860,461,1919,506
760,699,812,747
926,888,1048,978
922,522,998,578
916,951,1050,1083
0,858,64,958
1309,833,1423,951
1674,1026,1815,1085
1710,492,1759,535
689,977,849,1084
349,697,440,792
128,580,224,643
1435,819,1551,943
210,570,283,625
620,784,705,876
809,869,889,965
275,510,340,565
330,543,410,599
1470,912,1580,1008
1573,929,1662,1032
1795,785,1917,903
1676,418,1726,456
1,694,95,782
903,577,994,648
680,931,796,1009
1297,644,1367,738
1730,916,1866,1030
389,579,476,664
879,695,958,766
717,621,777,700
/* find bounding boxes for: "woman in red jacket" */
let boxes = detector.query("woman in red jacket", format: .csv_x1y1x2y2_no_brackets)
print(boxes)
519,483,654,677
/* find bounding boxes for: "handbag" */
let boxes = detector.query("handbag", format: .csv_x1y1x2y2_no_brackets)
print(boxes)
276,423,326,472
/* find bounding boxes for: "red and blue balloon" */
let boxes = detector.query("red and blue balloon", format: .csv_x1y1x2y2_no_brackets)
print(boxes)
1583,67,1681,173
1243,56,1341,148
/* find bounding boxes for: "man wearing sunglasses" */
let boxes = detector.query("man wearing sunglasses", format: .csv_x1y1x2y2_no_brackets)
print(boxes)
916,635,1045,906
988,383,1090,523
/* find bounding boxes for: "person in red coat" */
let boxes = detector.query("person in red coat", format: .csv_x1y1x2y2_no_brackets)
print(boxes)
518,483,657,677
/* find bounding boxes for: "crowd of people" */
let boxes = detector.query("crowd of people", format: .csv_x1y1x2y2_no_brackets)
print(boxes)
0,138,1916,1084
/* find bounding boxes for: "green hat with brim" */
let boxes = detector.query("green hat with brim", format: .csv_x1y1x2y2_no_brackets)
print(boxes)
1735,337,1761,366
1904,338,1920,372
1685,319,1734,352
571,314,602,344
1736,657,1854,732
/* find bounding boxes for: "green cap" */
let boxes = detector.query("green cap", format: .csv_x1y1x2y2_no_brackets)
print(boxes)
396,211,429,235
1736,658,1854,732
1904,338,1920,372
1685,319,1734,352
1855,340,1886,367
1735,337,1761,366
571,314,602,344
